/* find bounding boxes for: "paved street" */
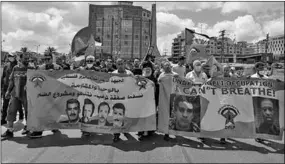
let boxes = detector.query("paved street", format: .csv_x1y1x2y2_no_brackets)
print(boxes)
1,121,284,163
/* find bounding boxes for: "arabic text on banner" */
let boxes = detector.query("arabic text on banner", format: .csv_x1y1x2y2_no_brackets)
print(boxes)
27,70,156,133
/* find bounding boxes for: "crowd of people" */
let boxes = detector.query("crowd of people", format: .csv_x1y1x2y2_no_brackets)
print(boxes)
0,52,280,144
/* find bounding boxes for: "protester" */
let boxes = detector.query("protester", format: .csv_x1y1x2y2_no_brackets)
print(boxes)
185,60,208,143
79,55,100,71
250,62,269,143
1,53,22,125
29,54,62,138
101,59,115,73
137,61,158,141
185,60,208,84
58,56,70,70
1,53,35,138
158,61,177,141
112,58,134,142
132,59,142,75
172,56,186,77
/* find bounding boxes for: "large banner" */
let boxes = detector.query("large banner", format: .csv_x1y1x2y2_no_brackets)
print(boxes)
27,70,156,133
158,75,284,140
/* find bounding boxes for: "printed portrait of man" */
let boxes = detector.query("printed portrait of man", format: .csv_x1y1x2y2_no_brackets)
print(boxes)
79,98,95,123
112,103,126,128
169,95,200,132
89,102,113,126
58,99,81,124
255,98,280,136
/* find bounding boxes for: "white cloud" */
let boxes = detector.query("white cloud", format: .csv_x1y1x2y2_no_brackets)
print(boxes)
2,3,81,53
263,16,285,37
221,2,284,15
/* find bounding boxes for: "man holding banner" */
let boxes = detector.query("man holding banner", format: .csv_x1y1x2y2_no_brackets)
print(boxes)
112,58,134,142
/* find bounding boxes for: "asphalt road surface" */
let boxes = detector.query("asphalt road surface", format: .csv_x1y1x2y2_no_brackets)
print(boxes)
1,121,284,163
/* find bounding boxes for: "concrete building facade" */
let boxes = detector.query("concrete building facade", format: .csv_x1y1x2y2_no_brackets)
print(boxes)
88,1,152,59
268,34,284,59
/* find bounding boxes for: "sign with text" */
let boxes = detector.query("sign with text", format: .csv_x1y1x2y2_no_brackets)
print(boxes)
158,75,284,140
27,70,156,133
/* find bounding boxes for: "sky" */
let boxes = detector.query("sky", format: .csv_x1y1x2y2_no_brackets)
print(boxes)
1,1,284,55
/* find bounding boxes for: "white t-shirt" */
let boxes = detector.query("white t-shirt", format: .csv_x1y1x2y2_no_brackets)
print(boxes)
158,71,178,82
185,71,208,84
172,64,186,77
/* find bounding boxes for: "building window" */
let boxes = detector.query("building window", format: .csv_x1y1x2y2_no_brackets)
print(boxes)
124,41,128,45
97,28,101,32
107,34,110,39
125,35,128,39
145,36,148,40
143,12,146,17
135,35,139,39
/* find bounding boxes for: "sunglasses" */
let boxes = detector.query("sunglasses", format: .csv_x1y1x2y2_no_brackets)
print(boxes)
86,60,94,63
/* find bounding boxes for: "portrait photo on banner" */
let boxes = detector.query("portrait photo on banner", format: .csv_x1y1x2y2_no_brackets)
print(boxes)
252,97,280,136
56,96,127,129
169,94,201,133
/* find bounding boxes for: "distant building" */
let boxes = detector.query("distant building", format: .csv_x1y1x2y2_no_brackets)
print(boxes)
171,33,184,57
88,2,153,59
268,34,284,59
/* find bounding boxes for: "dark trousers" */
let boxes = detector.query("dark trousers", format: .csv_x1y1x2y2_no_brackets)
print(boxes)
114,133,120,138
6,97,26,122
1,97,10,121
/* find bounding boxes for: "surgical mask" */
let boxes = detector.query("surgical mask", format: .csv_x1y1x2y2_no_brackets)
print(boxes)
143,68,152,77
87,64,93,68
258,70,266,76
29,62,35,67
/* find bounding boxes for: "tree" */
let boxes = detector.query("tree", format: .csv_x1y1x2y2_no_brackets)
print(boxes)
44,47,57,56
20,47,28,53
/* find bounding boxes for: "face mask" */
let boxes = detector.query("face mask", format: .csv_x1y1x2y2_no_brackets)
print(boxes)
29,62,35,67
87,64,93,68
143,68,152,77
258,70,266,76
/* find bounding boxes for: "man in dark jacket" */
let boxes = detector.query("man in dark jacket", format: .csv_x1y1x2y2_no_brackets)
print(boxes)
1,53,21,125
1,53,34,138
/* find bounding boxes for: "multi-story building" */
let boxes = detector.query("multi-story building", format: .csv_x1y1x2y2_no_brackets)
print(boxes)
88,1,153,59
268,34,284,59
171,33,184,57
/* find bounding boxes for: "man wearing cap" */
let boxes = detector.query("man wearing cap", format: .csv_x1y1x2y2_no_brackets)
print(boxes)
131,59,142,75
251,62,269,79
1,53,34,138
1,53,22,125
185,60,208,84
79,55,100,71
172,56,186,78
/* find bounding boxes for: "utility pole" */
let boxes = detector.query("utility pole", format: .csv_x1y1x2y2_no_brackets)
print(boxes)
265,33,269,61
219,30,226,63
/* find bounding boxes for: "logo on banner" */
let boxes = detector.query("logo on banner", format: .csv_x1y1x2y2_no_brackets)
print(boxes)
30,74,46,88
218,105,240,130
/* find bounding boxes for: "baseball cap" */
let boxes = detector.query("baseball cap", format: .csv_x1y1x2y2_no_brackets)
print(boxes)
255,62,265,69
86,55,95,60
